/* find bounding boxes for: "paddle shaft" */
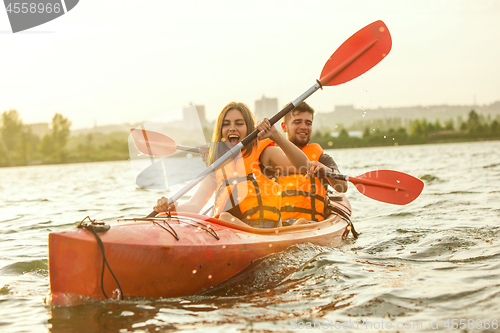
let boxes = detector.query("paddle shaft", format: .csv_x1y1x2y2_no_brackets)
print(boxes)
166,81,323,206
145,85,321,218
150,66,375,215
176,145,200,154
147,21,390,217
324,171,399,190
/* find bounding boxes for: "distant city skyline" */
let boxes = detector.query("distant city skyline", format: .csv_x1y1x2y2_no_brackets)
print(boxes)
2,1,499,129
46,98,498,138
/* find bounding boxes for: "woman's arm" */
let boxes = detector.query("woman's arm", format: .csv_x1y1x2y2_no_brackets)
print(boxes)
153,175,216,213
257,119,310,174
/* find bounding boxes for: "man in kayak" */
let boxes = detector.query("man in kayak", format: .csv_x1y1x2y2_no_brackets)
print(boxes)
278,102,347,225
153,102,310,228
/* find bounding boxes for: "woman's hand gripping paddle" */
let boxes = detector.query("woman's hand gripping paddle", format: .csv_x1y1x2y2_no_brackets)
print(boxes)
147,20,392,218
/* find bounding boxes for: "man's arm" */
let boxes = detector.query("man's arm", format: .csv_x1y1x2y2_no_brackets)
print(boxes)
318,153,339,171
318,153,347,193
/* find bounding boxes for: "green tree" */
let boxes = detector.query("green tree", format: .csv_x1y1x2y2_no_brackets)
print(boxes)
338,128,349,138
444,119,454,130
467,110,480,133
433,120,443,131
362,127,370,138
410,119,425,136
39,133,54,161
490,120,500,135
39,113,71,163
0,110,31,166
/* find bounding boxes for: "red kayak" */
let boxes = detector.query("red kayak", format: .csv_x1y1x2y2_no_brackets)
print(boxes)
48,195,352,305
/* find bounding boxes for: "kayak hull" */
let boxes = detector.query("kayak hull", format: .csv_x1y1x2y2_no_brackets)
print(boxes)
48,195,352,304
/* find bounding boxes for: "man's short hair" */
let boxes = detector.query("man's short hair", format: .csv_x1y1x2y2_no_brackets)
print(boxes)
283,102,315,123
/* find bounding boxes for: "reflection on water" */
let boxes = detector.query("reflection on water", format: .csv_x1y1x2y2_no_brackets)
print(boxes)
0,141,499,332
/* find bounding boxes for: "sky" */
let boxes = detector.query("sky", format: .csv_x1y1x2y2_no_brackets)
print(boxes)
1,0,499,129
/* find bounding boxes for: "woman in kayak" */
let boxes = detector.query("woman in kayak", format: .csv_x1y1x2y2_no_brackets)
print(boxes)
153,101,310,228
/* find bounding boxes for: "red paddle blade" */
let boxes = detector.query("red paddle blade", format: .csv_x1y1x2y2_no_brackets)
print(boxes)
130,128,177,156
349,170,424,205
320,20,392,86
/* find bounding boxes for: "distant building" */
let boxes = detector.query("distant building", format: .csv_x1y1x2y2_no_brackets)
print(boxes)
330,130,363,138
255,96,278,120
182,104,207,126
182,104,207,129
28,123,49,138
195,104,207,127
334,105,356,113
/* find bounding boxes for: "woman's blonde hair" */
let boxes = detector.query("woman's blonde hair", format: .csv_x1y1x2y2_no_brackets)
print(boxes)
210,102,256,164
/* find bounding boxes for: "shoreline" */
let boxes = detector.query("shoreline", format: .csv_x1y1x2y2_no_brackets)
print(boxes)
2,138,499,169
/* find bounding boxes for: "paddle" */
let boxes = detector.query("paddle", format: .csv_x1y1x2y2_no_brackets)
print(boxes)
130,128,200,156
323,170,424,205
147,20,392,218
131,129,423,205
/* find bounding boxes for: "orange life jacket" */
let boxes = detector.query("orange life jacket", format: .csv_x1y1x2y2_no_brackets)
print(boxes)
278,143,327,222
213,139,282,228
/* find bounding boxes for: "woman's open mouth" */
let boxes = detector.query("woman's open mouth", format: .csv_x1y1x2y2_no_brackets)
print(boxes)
228,134,240,144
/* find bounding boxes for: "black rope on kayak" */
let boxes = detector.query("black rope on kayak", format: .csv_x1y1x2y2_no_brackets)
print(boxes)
348,222,359,239
329,205,358,239
121,216,219,240
152,220,179,240
77,216,124,300
176,216,220,240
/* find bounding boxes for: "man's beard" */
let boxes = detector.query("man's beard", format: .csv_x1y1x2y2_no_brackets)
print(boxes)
290,135,309,148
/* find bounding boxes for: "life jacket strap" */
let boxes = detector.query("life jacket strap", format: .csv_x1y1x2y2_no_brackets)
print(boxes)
241,206,281,220
280,205,325,221
281,190,325,203
215,171,257,208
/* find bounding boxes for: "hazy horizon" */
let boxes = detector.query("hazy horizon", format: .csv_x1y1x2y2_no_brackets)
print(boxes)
2,1,499,129
19,99,499,134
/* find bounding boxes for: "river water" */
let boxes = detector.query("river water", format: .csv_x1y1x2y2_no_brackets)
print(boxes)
1,141,499,332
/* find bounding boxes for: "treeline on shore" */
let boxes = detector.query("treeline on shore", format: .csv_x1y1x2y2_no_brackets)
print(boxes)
313,110,500,149
1,109,499,168
0,110,129,167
